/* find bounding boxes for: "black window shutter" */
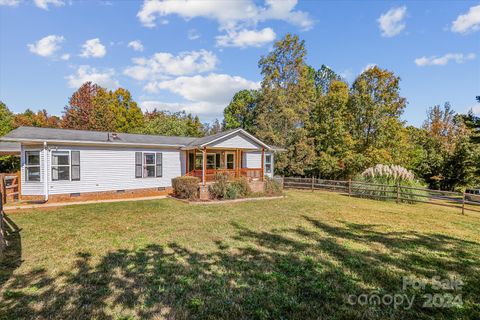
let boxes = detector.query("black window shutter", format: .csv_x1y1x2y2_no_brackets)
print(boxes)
156,153,162,177
135,152,142,178
71,151,81,181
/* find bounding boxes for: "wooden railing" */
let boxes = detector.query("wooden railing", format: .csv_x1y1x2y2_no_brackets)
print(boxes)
185,168,263,182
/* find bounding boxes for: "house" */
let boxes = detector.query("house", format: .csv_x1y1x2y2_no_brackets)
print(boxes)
0,127,276,202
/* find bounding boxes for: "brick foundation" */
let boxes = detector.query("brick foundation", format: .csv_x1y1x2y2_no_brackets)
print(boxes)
21,187,173,203
249,180,265,193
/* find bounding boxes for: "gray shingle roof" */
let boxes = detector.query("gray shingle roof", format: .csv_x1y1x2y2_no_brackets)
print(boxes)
0,142,20,154
2,127,197,146
0,127,273,150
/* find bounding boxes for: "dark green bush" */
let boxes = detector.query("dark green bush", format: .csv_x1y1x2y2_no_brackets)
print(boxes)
265,177,282,195
225,184,240,199
230,177,251,197
209,173,229,199
172,176,199,200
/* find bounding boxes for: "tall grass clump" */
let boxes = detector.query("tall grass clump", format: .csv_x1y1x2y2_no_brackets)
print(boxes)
357,164,425,203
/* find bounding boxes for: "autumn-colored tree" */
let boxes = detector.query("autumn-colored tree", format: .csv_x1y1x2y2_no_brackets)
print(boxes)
62,82,100,130
14,109,60,128
62,82,143,133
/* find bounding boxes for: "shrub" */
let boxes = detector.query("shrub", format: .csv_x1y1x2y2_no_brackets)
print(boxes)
209,173,229,199
265,177,283,195
230,177,251,197
172,176,199,200
225,184,240,199
358,164,425,203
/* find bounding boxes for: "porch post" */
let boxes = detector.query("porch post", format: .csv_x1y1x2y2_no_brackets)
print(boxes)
186,151,189,174
261,148,265,181
202,147,206,186
235,149,239,178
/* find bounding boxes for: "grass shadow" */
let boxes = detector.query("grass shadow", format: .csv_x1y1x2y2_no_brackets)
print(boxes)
0,215,479,319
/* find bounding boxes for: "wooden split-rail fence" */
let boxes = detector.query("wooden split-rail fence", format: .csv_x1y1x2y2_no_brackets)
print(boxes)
282,177,480,215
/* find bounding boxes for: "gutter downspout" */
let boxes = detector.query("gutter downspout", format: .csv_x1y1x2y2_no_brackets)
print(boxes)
43,141,49,202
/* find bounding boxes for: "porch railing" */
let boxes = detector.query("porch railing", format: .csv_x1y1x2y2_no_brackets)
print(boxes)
185,168,263,182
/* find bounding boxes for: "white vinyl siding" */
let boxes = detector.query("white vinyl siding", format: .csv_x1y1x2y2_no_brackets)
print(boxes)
243,151,274,178
40,145,181,196
21,145,45,196
209,132,260,149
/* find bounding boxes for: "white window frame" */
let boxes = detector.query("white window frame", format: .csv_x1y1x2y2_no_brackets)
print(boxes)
25,150,41,182
265,154,272,173
206,153,216,169
137,152,162,178
143,152,156,178
51,150,71,182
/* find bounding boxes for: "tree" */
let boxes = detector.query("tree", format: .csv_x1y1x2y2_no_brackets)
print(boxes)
62,82,143,133
0,101,14,136
141,110,205,137
311,64,342,96
62,82,100,130
14,109,60,128
311,80,355,178
204,119,222,135
223,90,258,130
255,33,317,175
423,102,465,153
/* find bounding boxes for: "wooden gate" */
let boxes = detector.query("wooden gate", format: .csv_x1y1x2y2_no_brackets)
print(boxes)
0,173,20,204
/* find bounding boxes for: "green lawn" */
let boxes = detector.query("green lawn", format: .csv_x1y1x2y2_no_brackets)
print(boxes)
1,190,479,319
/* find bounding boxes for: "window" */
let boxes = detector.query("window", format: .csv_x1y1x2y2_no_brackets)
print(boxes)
206,154,216,169
226,153,235,169
195,153,203,170
135,152,162,178
52,151,70,181
25,151,41,182
144,153,155,177
265,154,272,173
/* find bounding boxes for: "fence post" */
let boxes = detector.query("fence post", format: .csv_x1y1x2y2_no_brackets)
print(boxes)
348,179,352,196
311,176,314,192
282,175,285,189
462,193,465,215
396,183,400,204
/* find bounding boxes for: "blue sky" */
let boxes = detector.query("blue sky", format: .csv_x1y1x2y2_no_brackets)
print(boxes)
0,0,479,126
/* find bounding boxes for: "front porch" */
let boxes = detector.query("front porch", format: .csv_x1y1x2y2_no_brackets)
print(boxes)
184,148,265,184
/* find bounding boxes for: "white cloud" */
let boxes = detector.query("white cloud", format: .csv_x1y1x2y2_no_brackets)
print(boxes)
80,38,106,58
0,0,20,7
60,53,70,60
451,5,480,34
414,53,476,66
124,50,218,81
34,0,64,10
140,73,259,119
188,29,200,40
472,104,480,115
128,40,144,52
144,73,260,103
361,63,377,73
27,34,64,57
378,6,407,37
137,0,313,31
216,27,276,48
66,65,119,89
